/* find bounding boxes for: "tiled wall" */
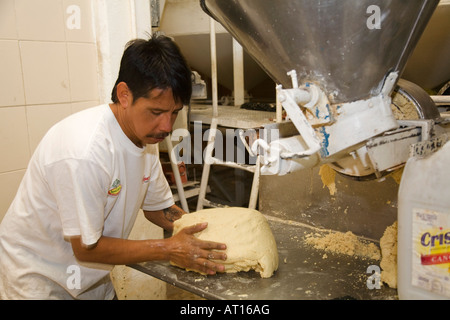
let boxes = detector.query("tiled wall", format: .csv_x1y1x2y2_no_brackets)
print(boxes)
0,0,101,220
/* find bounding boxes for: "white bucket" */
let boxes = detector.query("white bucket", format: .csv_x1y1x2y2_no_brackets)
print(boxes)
397,140,450,299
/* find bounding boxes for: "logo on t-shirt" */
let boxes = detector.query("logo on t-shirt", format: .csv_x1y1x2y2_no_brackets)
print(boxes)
108,179,122,196
142,175,150,183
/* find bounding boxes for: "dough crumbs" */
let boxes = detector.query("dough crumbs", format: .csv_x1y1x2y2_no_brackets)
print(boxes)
390,90,419,120
304,230,381,260
380,221,398,289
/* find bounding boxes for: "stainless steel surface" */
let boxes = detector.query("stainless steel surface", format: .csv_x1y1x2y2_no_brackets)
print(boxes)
202,0,439,104
190,104,276,129
131,217,397,300
259,165,399,241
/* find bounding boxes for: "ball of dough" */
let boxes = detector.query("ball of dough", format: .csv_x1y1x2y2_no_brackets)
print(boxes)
171,207,279,278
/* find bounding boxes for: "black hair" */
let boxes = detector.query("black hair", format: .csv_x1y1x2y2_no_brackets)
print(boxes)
111,34,192,106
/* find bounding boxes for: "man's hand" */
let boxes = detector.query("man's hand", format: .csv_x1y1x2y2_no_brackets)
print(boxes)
167,222,227,275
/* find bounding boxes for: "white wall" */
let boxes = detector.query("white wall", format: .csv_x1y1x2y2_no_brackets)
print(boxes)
0,0,155,220
0,0,166,299
93,0,153,103
0,0,100,219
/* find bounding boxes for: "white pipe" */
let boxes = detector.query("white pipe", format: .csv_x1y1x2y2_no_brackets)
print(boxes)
233,38,245,107
164,136,189,212
277,86,321,155
431,95,450,105
248,156,260,209
196,118,218,211
287,70,299,89
276,84,282,123
210,18,218,117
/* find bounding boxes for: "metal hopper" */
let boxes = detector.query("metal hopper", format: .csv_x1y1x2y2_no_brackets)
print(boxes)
201,0,439,103
201,0,440,176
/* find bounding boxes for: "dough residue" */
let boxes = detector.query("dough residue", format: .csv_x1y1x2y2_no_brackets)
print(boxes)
171,207,279,278
389,167,404,185
380,221,398,288
319,164,337,196
304,230,381,260
391,91,419,120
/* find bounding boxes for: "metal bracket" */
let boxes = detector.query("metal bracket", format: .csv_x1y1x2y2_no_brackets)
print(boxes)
274,70,332,159
366,126,422,176
397,119,435,142
366,119,444,177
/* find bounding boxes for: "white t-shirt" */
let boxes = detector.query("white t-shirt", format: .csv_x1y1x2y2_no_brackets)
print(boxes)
0,104,174,299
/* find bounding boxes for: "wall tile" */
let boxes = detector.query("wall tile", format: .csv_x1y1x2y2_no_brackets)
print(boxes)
20,41,70,105
15,0,65,41
63,0,95,43
0,0,18,39
0,170,25,222
0,40,25,106
26,103,72,153
71,100,100,114
0,0,102,220
67,42,99,102
0,107,30,172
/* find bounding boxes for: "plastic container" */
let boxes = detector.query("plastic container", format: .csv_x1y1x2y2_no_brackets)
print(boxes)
397,140,450,300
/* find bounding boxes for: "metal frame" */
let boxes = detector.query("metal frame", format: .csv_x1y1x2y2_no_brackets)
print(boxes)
196,18,261,211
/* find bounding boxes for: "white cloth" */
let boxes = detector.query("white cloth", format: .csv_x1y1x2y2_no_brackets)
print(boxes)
0,104,174,299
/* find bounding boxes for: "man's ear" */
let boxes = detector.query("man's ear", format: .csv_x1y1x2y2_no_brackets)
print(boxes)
116,82,133,108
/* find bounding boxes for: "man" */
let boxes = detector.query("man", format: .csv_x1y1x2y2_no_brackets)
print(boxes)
0,34,226,299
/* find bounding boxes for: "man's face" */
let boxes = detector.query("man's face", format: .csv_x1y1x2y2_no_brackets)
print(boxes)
123,88,183,147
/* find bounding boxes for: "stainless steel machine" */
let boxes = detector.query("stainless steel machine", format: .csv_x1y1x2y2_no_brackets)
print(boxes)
198,0,450,300
132,0,450,300
200,0,449,179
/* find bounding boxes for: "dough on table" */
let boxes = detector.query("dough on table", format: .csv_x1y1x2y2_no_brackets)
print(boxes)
380,221,398,288
171,207,279,278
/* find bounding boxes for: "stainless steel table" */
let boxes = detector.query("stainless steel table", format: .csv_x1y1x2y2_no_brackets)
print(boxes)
189,104,277,129
130,216,398,300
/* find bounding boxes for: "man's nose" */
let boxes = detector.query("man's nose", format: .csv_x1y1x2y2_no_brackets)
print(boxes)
159,113,173,133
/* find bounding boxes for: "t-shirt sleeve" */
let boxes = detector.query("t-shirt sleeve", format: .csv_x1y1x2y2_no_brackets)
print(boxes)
45,159,110,246
141,147,174,211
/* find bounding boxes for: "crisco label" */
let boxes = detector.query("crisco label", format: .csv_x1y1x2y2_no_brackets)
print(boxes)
420,229,450,266
412,208,450,298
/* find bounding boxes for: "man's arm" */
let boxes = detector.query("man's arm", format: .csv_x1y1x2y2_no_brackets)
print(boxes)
143,204,184,232
70,222,227,275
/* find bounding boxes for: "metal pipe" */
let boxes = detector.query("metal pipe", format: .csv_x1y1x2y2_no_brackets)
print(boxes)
233,38,245,107
431,95,450,105
210,18,218,118
164,136,189,213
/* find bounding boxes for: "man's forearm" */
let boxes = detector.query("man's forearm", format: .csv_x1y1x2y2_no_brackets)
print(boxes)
70,236,171,265
70,223,228,275
70,205,185,265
